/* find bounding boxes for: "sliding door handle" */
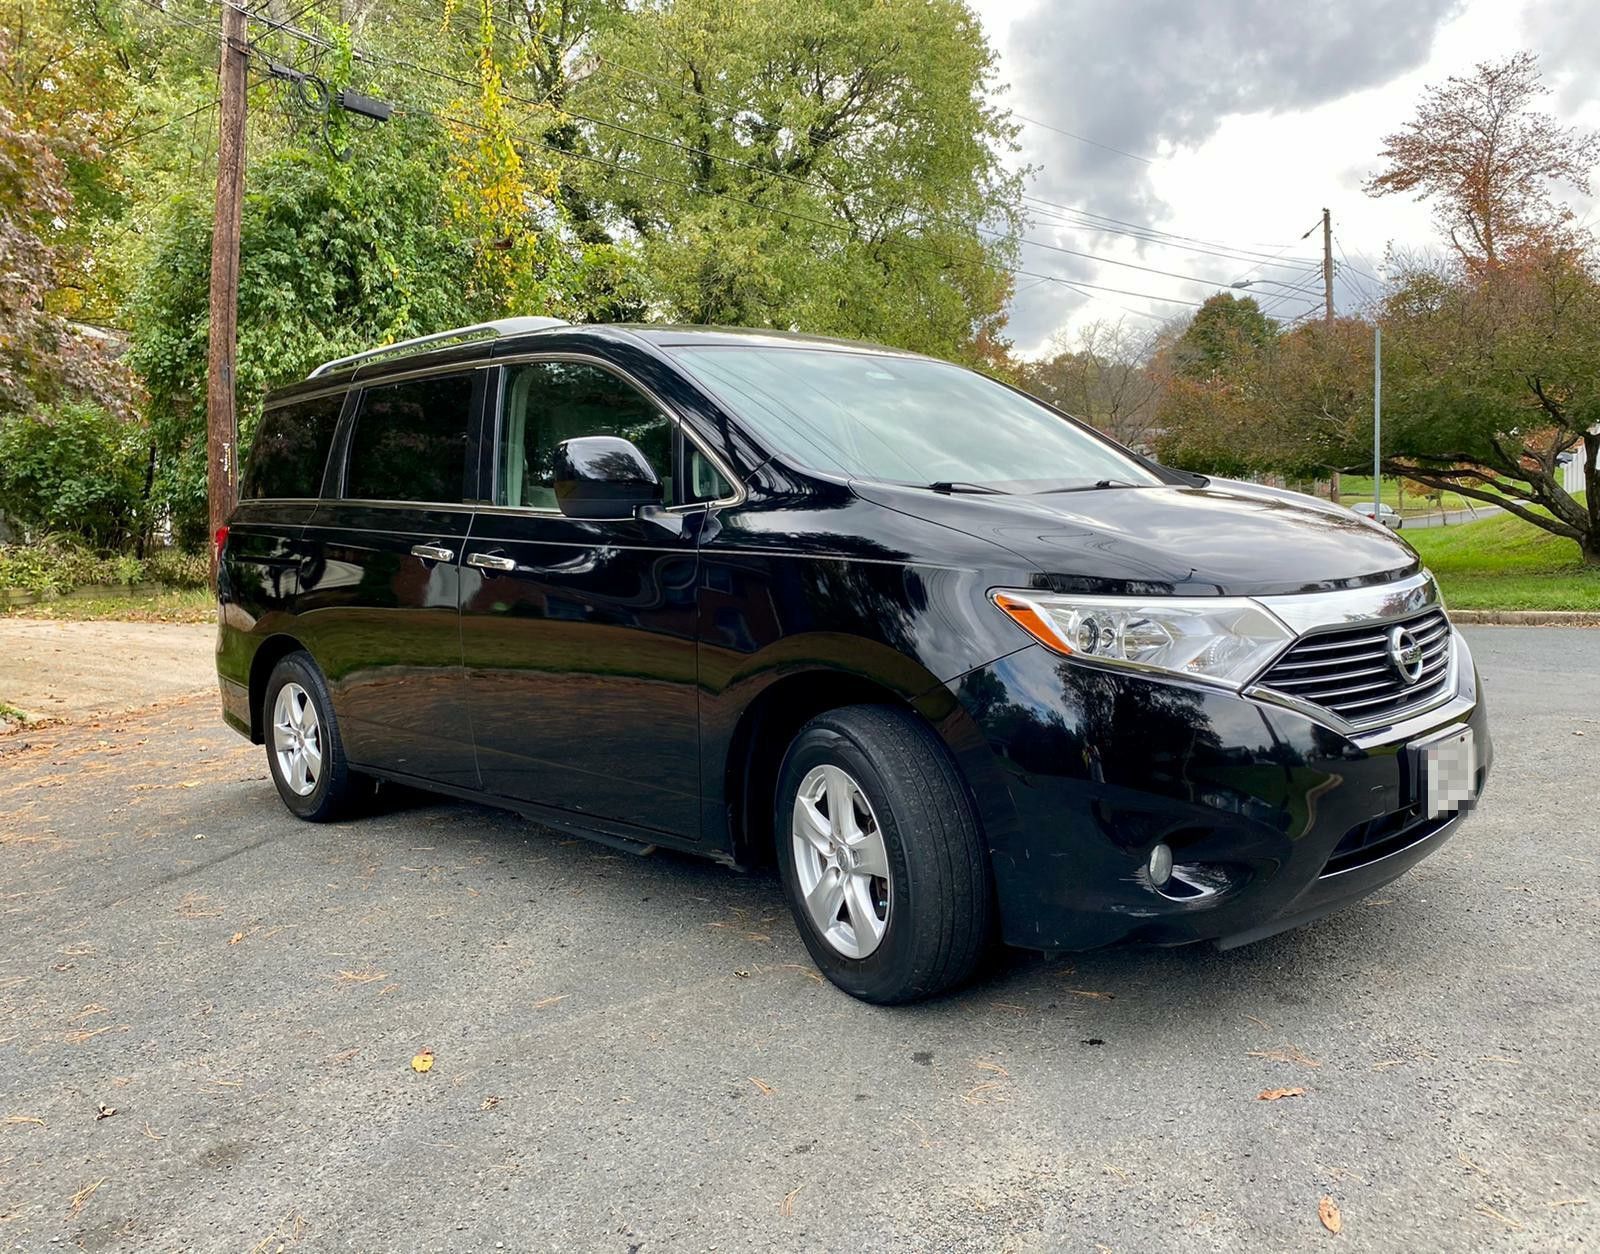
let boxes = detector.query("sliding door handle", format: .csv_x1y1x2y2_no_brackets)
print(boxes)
409,543,455,562
466,552,517,572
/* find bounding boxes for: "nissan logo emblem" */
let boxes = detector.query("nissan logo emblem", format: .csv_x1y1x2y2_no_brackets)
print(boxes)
1388,625,1425,685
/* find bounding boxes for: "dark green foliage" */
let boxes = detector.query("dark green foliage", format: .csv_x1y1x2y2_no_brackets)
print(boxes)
130,119,481,545
0,401,148,548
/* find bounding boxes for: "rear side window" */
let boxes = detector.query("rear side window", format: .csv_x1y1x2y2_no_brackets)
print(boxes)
240,394,344,499
345,373,474,503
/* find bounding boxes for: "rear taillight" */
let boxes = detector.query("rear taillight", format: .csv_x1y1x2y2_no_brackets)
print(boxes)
214,525,229,560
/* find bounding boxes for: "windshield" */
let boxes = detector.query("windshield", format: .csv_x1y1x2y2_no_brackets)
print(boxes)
668,346,1160,493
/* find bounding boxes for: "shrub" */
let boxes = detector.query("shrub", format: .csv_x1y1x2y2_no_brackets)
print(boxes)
0,400,148,549
0,537,208,596
143,547,209,589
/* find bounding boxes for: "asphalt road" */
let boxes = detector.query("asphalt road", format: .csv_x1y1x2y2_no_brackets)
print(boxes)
2,628,1596,1252
1398,506,1503,531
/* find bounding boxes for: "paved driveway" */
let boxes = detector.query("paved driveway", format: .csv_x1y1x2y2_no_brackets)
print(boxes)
1,628,1596,1251
0,620,217,723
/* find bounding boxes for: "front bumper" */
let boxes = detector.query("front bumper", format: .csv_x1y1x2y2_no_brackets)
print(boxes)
939,629,1492,952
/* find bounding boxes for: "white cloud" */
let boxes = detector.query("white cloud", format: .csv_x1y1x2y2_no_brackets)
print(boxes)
974,0,1600,356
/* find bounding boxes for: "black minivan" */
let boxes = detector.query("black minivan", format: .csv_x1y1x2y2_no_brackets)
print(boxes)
217,317,1491,1003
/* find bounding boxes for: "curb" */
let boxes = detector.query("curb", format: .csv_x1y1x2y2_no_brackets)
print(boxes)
1450,610,1600,627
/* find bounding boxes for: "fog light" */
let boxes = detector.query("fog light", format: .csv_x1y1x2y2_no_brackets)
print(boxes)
1147,842,1174,887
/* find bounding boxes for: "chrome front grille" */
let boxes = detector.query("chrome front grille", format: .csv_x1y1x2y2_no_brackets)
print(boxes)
1257,608,1452,727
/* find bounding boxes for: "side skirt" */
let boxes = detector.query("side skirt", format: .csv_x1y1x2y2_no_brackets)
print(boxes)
349,763,739,866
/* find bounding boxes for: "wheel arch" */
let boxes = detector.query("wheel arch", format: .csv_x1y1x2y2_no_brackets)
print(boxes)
246,633,310,744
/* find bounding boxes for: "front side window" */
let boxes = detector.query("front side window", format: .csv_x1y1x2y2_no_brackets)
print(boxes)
240,394,344,499
344,374,474,503
669,346,1160,494
498,361,674,509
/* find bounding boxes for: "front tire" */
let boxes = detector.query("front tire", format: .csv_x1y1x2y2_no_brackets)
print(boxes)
775,705,992,1004
263,651,364,822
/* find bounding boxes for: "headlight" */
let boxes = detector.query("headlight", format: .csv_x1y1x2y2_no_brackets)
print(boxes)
990,590,1295,689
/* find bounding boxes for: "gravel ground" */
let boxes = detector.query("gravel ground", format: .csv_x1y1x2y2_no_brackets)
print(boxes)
0,621,217,724
1,627,1596,1252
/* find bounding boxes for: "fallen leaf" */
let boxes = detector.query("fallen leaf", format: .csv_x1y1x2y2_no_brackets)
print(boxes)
227,932,244,946
1064,988,1115,1001
480,1095,501,1111
532,994,568,1010
95,1103,116,1120
411,1049,434,1074
142,1122,163,1140
1319,1196,1342,1234
779,1184,803,1216
1258,1086,1307,1101
4,1114,45,1129
749,1076,774,1096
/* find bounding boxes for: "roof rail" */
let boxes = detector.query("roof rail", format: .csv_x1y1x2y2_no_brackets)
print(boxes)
307,316,570,379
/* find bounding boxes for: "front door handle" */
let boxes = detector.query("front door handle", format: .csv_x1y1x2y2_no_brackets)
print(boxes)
467,552,517,572
410,543,455,562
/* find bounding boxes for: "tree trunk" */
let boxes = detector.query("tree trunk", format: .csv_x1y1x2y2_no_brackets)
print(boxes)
1328,469,1341,504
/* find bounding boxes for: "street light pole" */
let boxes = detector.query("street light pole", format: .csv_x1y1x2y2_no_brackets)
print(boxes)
1373,324,1382,517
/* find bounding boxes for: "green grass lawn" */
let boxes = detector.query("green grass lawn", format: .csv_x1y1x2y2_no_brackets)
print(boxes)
1406,504,1600,611
0,586,215,623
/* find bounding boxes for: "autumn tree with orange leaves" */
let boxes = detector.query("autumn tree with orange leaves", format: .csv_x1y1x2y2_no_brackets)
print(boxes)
1366,51,1599,270
1357,53,1600,565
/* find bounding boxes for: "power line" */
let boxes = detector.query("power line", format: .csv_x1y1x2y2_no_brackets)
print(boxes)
1023,201,1322,274
1009,113,1153,164
1024,195,1323,266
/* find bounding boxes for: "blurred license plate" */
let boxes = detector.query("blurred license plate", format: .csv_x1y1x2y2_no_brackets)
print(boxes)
1414,726,1477,819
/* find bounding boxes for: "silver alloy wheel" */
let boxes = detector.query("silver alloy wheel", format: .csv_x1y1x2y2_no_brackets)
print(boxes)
791,764,892,959
272,681,323,798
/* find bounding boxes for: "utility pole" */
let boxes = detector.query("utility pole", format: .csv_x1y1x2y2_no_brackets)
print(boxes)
1321,207,1334,325
1372,324,1382,519
206,0,248,578
1319,206,1342,503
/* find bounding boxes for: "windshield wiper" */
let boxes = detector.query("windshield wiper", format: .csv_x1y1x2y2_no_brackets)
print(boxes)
925,480,1009,495
1034,479,1143,495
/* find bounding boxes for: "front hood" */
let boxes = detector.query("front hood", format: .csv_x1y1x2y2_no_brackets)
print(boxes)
852,481,1419,597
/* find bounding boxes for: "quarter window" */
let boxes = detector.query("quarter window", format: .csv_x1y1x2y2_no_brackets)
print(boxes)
240,394,344,499
498,361,674,509
345,374,474,503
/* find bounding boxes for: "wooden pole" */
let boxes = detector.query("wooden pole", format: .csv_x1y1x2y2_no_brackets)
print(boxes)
206,0,248,576
1322,207,1342,503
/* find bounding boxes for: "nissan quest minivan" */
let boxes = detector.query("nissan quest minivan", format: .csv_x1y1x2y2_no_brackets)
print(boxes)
216,317,1491,1003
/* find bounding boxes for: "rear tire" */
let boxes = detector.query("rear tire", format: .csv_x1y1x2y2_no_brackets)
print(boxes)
775,704,992,1004
263,651,365,822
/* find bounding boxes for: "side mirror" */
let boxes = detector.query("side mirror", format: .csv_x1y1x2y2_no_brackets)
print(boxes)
553,435,663,520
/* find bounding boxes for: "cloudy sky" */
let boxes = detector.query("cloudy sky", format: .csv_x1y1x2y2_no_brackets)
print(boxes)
968,0,1600,356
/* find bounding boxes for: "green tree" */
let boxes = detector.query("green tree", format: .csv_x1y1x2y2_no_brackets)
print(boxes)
1375,247,1600,564
0,400,147,548
130,120,480,545
1150,294,1278,476
576,0,1023,362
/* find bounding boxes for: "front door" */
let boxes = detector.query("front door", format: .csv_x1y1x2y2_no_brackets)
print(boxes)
296,369,481,788
460,358,706,840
